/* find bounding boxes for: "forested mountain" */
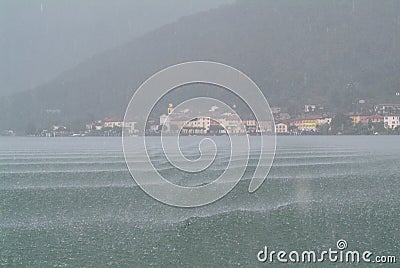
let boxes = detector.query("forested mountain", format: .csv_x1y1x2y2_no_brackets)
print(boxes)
1,0,400,132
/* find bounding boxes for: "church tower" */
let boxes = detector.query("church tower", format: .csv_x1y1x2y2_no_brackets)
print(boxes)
168,103,174,115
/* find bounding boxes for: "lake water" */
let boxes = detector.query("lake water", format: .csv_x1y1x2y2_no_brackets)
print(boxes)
1,136,399,267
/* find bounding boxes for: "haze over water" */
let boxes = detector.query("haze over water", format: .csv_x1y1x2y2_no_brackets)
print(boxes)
1,136,399,267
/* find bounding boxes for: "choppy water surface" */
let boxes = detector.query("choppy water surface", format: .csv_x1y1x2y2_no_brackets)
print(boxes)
1,136,399,267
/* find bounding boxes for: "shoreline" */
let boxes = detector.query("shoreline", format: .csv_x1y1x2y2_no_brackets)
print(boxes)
1,134,399,138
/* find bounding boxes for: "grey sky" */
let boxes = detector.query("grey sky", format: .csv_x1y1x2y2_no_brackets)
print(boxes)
0,0,233,96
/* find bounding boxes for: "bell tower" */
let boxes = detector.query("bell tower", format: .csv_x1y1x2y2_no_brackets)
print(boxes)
168,103,174,115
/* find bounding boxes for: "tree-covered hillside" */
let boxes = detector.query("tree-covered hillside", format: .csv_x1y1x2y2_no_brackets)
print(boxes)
1,0,400,132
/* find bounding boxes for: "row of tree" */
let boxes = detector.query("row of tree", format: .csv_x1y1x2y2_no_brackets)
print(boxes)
326,114,399,135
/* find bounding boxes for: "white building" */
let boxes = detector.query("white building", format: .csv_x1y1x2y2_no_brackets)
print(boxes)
317,117,332,125
123,122,137,135
258,121,273,133
219,116,245,134
102,120,137,135
159,114,170,132
243,119,273,134
181,117,211,135
384,115,400,129
275,123,288,134
375,104,400,115
304,104,317,113
270,107,281,114
103,121,122,128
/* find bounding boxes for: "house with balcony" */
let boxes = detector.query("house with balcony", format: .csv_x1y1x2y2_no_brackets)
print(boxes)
384,115,400,129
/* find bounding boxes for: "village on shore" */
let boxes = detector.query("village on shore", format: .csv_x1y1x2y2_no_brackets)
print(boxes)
2,102,400,137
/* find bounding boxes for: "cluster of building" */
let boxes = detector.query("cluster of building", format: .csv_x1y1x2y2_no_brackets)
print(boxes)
36,118,138,137
375,103,400,129
86,118,137,135
274,103,400,134
0,130,15,136
18,102,400,137
274,115,332,134
150,104,273,135
148,103,400,135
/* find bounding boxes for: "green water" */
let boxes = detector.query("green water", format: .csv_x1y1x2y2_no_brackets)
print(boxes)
1,136,399,267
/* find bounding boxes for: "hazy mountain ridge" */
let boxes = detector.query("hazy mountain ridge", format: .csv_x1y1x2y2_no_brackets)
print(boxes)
1,0,400,132
0,0,233,96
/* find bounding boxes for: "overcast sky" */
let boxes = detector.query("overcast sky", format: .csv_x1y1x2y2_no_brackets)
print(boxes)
0,0,233,97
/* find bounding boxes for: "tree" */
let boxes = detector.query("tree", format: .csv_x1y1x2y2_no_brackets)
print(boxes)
354,122,369,135
367,119,373,130
316,123,330,135
25,123,37,135
330,114,352,134
69,120,86,132
372,122,385,134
